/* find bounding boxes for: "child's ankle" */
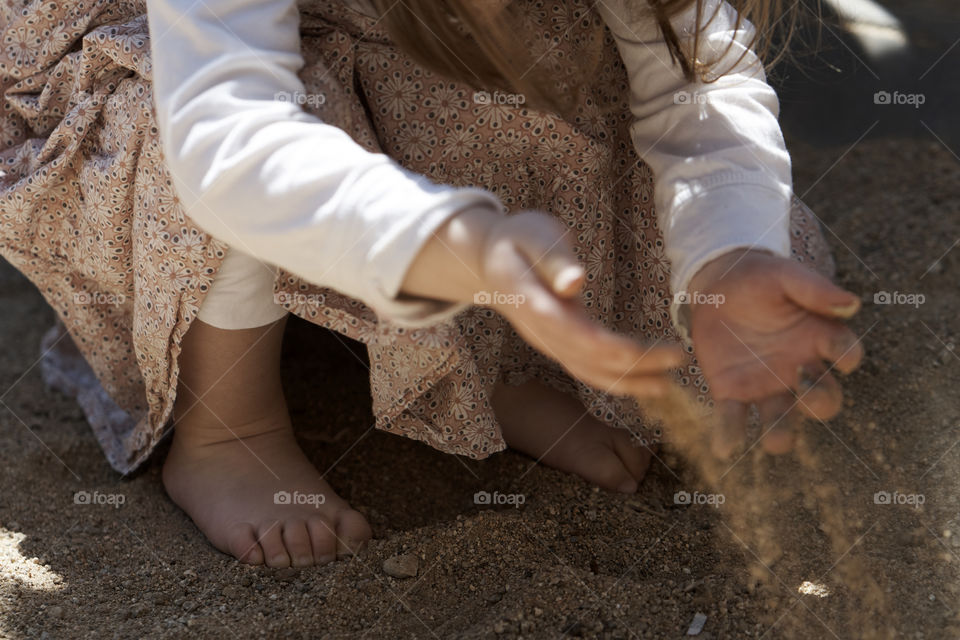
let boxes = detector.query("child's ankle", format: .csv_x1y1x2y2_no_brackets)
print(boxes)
171,403,292,449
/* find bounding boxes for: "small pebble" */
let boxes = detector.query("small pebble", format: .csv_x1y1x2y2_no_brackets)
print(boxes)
46,605,63,620
687,612,707,635
221,585,242,599
383,553,418,579
276,568,298,581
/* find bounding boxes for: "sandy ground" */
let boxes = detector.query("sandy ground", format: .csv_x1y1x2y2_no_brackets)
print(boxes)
2,4,960,639
2,137,958,640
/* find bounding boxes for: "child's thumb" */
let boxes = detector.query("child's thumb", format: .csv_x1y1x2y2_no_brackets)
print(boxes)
779,262,860,319
512,213,585,298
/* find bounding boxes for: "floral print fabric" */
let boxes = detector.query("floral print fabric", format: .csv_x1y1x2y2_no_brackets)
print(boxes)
0,0,832,473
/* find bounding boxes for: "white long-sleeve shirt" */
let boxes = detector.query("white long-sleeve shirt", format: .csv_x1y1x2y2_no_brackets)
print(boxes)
146,0,792,330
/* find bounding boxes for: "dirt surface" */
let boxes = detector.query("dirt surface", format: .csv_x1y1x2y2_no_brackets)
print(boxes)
2,4,960,638
1,134,958,639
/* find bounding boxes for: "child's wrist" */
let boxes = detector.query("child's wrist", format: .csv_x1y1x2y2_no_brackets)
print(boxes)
687,247,778,295
400,204,504,304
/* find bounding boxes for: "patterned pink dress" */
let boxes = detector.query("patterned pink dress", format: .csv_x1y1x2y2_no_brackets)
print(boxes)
0,0,832,473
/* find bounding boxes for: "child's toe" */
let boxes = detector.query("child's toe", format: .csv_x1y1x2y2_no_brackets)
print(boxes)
258,521,291,568
577,444,638,494
282,519,315,567
611,429,653,483
306,516,338,564
228,523,264,565
335,509,372,558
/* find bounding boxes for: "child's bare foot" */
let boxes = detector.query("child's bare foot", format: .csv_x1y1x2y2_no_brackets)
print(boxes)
163,318,371,567
493,380,652,493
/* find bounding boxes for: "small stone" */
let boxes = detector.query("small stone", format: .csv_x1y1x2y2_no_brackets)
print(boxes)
130,603,150,618
181,600,197,612
276,568,298,581
6,522,20,531
383,553,418,579
46,606,63,620
221,585,242,599
687,612,707,635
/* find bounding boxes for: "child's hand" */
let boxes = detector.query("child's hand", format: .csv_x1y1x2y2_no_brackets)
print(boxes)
685,249,864,457
403,207,681,397
480,211,684,398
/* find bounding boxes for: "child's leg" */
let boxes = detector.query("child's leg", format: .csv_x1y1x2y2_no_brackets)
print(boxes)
493,380,652,494
163,252,371,568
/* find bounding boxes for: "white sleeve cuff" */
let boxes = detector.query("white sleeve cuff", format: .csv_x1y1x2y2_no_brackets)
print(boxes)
667,182,791,342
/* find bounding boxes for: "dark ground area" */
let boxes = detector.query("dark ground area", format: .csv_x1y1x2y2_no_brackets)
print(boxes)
1,1,958,638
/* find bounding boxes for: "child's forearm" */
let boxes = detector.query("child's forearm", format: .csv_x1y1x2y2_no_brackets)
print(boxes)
147,0,504,327
399,206,501,304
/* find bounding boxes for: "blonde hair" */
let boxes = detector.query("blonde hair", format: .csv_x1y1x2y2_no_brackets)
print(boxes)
368,0,805,115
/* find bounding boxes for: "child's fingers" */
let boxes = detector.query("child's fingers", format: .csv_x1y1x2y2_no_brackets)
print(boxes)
605,373,676,398
565,330,683,394
815,323,865,374
710,399,748,459
597,335,685,373
500,249,682,396
529,321,679,397
758,393,801,455
551,332,680,398
508,212,585,298
778,261,861,319
796,367,843,421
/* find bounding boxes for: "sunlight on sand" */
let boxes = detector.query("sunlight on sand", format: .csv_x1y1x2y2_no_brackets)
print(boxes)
0,528,63,591
798,581,832,598
821,0,909,57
